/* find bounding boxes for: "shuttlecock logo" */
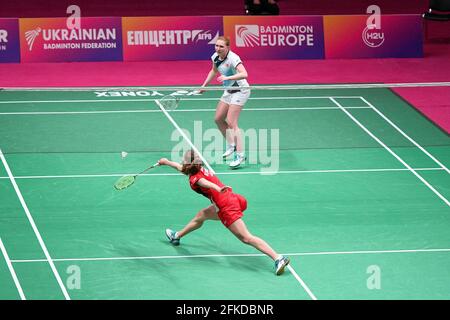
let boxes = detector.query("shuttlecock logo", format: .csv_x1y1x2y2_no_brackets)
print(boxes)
235,25,259,47
25,27,42,51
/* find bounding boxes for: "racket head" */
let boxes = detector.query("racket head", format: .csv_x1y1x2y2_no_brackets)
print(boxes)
114,175,136,190
159,95,180,111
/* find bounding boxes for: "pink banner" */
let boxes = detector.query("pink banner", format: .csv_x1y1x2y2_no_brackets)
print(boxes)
0,14,424,63
223,15,325,59
324,15,423,58
122,16,223,61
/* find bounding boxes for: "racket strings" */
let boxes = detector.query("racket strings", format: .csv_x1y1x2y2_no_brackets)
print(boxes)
114,163,160,190
159,95,180,111
114,175,136,190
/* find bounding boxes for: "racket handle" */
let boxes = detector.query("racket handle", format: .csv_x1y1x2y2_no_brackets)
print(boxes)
138,162,161,175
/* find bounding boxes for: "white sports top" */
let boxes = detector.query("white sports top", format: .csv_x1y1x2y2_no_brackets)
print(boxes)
211,50,249,89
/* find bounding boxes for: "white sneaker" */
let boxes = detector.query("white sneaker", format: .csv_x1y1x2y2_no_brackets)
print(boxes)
222,144,236,158
229,153,246,169
275,256,290,275
165,229,180,246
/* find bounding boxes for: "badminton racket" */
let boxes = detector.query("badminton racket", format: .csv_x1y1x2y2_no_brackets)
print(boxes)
157,95,180,111
114,162,160,190
157,90,203,111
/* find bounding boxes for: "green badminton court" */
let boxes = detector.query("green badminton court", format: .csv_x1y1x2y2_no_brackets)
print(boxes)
0,86,449,300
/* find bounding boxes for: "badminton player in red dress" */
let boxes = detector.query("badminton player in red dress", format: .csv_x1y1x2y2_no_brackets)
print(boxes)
158,150,290,275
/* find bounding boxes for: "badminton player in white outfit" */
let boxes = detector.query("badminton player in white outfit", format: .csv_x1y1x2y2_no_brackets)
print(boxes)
199,36,250,169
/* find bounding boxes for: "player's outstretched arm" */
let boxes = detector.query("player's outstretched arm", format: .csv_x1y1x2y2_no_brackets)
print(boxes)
158,158,182,172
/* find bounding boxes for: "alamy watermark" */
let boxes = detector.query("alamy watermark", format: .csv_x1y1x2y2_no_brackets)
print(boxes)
66,5,81,30
366,265,381,290
363,5,385,48
66,265,81,290
170,121,280,173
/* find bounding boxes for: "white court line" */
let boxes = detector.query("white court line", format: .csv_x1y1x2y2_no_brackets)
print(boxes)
11,247,450,263
0,106,371,116
0,149,71,300
155,99,316,299
0,167,444,180
0,96,363,104
330,98,450,207
287,265,317,300
359,96,450,175
155,99,215,174
2,81,450,91
10,246,450,301
0,238,26,300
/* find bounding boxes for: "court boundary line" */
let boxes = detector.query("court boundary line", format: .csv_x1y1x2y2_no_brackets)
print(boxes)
330,98,450,207
0,96,363,104
0,106,372,116
287,266,317,300
155,99,215,173
2,81,450,91
155,99,317,300
359,96,450,175
0,167,444,180
10,247,450,263
0,237,26,300
0,149,71,300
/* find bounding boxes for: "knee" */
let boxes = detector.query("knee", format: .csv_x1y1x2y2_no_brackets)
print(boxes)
227,120,239,130
214,116,226,125
239,235,253,245
194,210,207,223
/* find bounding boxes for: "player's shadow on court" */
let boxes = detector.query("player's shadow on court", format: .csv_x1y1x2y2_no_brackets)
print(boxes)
111,241,272,278
103,244,178,282
214,246,270,274
160,239,269,274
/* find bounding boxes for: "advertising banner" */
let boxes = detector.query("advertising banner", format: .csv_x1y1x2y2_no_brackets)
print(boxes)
19,17,123,62
223,15,325,59
122,16,223,61
0,18,20,63
0,14,424,63
324,14,423,58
